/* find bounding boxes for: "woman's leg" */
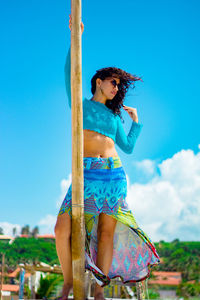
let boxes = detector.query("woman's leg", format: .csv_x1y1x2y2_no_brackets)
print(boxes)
54,212,73,298
94,213,117,299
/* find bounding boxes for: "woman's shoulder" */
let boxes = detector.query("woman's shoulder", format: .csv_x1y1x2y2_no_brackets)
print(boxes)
83,98,116,115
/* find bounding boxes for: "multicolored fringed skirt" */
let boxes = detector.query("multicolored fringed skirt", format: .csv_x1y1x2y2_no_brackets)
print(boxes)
58,156,160,286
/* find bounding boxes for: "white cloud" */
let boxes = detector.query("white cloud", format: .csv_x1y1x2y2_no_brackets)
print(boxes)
37,147,200,241
126,147,200,242
0,222,21,236
131,159,159,183
38,214,57,235
133,159,157,176
56,174,72,209
37,174,72,235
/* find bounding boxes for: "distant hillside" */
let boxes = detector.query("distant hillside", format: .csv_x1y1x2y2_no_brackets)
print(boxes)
154,240,200,281
0,237,59,267
0,237,199,282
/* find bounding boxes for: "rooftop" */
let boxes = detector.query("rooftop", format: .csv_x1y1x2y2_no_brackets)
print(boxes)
149,271,182,286
0,235,14,240
2,284,19,292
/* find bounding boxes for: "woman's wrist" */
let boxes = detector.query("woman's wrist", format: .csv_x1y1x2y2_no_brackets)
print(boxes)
132,117,138,123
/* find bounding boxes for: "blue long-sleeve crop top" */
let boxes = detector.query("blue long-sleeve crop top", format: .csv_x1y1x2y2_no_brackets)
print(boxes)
65,48,143,154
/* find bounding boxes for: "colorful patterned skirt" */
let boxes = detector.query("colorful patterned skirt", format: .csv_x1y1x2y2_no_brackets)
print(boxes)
58,156,160,286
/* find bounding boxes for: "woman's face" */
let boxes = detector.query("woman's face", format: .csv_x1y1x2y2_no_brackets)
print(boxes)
98,77,120,100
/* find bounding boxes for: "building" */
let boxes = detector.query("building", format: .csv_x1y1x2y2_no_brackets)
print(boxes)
149,271,182,299
0,235,14,244
149,271,182,286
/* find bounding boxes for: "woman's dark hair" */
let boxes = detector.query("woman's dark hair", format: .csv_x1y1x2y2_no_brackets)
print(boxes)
91,67,142,115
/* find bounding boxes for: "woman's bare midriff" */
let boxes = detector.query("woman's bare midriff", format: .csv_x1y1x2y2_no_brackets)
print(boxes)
84,129,118,158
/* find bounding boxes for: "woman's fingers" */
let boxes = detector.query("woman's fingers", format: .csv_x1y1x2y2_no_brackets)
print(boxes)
81,22,84,33
123,105,136,112
69,14,84,33
69,14,72,30
123,105,138,122
123,105,135,110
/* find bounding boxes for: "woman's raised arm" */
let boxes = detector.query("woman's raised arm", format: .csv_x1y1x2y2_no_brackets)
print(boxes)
115,117,143,154
64,15,84,108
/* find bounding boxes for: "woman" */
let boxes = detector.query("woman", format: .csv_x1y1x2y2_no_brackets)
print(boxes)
54,16,160,300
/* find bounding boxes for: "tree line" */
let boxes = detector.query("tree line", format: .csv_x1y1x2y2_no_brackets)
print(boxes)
0,225,39,238
0,237,199,282
0,238,199,298
154,239,200,282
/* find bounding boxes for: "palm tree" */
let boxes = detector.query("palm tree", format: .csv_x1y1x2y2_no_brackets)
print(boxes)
0,227,4,235
12,227,17,237
21,225,30,236
37,274,64,299
31,226,39,238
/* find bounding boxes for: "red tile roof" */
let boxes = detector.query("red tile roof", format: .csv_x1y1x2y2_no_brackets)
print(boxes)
20,234,29,238
0,235,13,240
1,267,31,278
153,271,182,276
2,284,19,292
37,234,55,239
149,271,182,286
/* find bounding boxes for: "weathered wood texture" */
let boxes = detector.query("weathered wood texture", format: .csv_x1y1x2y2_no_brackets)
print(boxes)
71,0,85,299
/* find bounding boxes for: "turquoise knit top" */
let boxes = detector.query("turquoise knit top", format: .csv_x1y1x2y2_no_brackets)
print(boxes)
65,48,143,154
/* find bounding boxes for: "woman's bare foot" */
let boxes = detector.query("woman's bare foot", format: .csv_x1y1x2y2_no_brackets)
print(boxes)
94,292,105,300
61,283,73,299
56,296,68,300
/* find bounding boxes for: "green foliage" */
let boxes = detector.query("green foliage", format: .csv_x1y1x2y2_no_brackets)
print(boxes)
1,236,199,296
36,274,63,299
148,288,160,299
24,284,31,299
0,237,59,267
176,282,200,298
154,241,200,281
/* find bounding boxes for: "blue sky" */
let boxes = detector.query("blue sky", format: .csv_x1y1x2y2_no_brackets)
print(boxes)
0,0,199,241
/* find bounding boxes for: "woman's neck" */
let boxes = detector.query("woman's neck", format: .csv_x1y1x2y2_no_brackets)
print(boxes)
91,90,107,104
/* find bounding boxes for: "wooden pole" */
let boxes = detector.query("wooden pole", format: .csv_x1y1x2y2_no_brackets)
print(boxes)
70,0,85,299
0,253,5,300
136,282,145,300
